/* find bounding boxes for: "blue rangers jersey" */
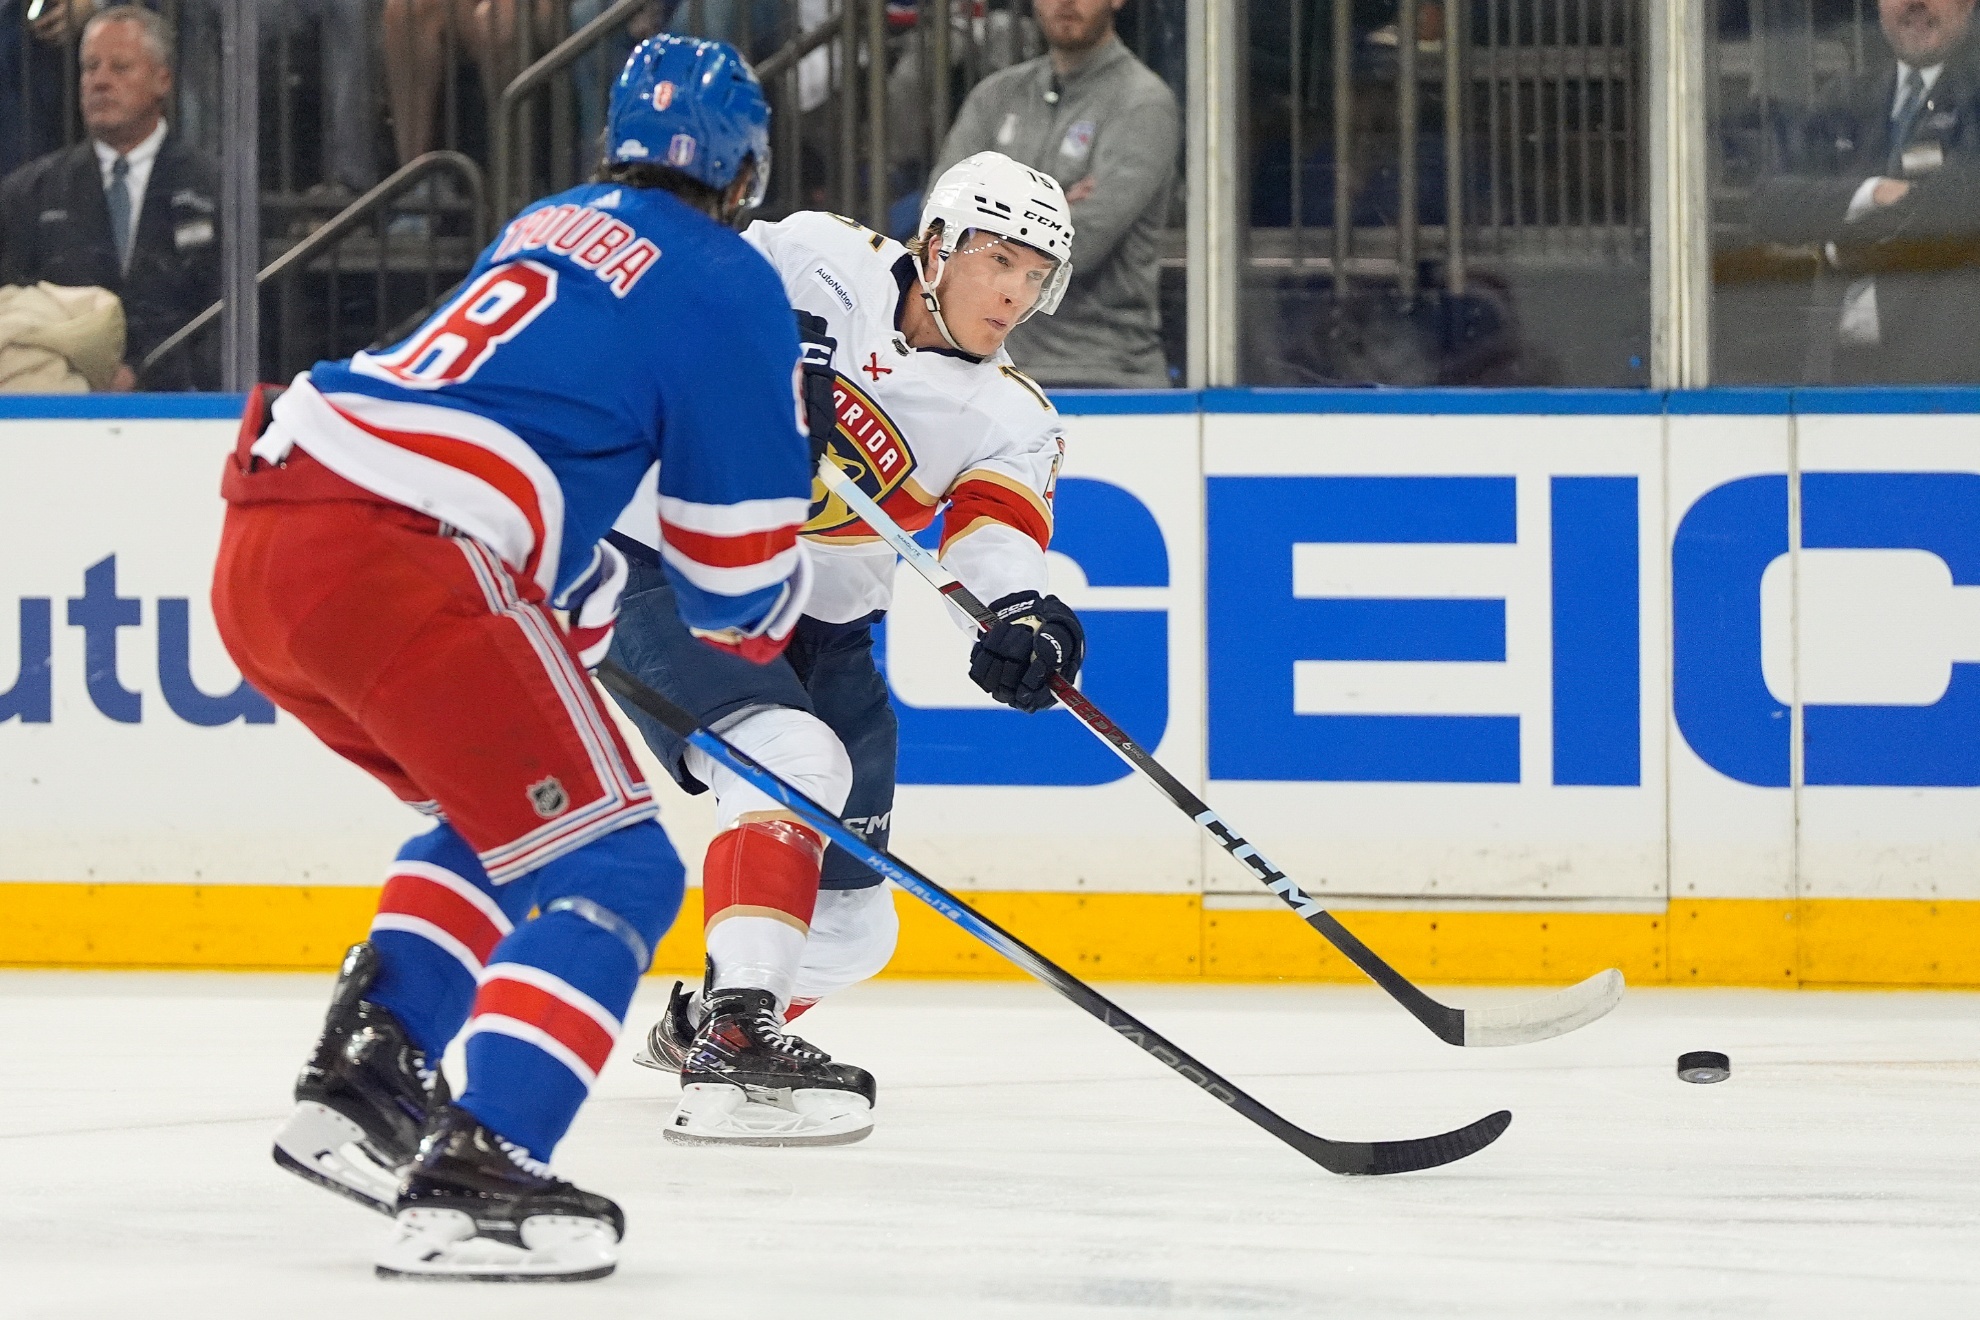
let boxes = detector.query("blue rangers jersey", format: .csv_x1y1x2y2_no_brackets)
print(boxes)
258,181,813,633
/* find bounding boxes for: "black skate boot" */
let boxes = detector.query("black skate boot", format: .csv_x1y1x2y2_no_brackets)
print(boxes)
376,1104,623,1282
633,956,714,1073
668,987,877,1147
272,942,446,1215
632,977,701,1072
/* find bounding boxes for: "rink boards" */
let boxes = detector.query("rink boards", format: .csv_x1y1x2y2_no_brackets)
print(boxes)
3,389,1980,986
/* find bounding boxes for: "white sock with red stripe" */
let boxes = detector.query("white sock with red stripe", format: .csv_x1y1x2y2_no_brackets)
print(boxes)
683,707,852,1015
703,819,824,1010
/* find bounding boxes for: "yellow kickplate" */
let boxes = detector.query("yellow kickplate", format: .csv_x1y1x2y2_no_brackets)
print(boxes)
2,883,1978,987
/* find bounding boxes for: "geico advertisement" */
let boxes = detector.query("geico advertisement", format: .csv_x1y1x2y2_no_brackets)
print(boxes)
1202,410,1980,905
3,411,1978,901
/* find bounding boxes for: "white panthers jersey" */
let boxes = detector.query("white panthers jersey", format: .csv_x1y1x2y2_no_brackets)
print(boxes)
614,210,1065,626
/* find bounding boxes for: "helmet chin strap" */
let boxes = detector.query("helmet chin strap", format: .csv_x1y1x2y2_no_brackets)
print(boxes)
920,288,968,352
917,246,969,353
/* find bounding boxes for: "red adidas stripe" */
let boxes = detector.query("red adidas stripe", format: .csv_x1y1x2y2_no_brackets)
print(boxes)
472,975,616,1077
882,485,941,533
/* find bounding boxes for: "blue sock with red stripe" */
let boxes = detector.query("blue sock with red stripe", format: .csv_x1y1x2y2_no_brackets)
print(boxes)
456,819,685,1160
366,823,531,1060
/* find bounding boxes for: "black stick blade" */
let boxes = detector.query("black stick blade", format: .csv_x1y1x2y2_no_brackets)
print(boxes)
596,659,1515,1180
1304,1108,1512,1176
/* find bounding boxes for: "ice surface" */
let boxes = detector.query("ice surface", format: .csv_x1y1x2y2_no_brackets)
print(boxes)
5,972,1979,1317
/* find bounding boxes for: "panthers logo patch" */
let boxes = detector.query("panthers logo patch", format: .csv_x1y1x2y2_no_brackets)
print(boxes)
805,373,919,535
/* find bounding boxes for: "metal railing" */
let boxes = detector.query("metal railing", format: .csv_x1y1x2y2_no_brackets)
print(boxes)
488,0,1075,237
142,152,488,381
497,0,945,227
11,0,1186,377
1266,0,1645,301
492,0,655,222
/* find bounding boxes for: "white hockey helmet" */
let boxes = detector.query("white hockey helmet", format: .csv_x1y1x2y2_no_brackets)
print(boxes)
917,151,1074,320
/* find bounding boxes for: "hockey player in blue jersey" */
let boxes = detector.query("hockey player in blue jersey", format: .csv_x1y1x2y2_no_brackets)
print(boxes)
212,37,812,1281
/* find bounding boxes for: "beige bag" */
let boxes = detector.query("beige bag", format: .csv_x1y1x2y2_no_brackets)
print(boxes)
0,283,128,393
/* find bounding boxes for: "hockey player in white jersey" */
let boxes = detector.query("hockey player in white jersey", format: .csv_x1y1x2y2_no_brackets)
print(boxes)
603,151,1083,1145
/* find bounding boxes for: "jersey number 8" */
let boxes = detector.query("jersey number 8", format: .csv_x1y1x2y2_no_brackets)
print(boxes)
373,261,560,389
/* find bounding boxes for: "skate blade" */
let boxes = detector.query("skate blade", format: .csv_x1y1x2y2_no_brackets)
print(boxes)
662,1082,874,1148
630,1044,676,1072
272,1101,401,1216
375,1208,618,1283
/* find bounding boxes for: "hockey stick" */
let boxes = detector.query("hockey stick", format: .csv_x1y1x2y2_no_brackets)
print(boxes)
815,460,1623,1048
594,658,1509,1175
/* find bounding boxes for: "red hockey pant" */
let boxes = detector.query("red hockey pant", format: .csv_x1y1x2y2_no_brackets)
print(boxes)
211,452,651,882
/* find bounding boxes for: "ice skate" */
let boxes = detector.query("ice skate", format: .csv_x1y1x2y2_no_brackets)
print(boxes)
375,1104,622,1282
631,977,700,1072
273,942,445,1215
665,987,876,1147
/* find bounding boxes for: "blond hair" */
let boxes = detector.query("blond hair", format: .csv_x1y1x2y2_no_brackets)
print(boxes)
83,4,175,68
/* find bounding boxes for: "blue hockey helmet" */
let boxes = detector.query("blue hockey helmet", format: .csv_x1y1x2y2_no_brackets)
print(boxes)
607,35,771,209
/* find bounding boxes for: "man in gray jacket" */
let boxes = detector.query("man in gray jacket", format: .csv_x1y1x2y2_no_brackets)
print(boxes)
932,0,1180,388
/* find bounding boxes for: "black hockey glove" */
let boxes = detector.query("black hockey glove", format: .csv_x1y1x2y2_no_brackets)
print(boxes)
795,310,839,470
968,591,1085,713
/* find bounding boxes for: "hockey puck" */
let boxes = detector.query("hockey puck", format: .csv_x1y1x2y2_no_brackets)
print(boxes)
1677,1050,1730,1084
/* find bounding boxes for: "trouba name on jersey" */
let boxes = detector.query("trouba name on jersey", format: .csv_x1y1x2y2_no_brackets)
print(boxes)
491,202,662,298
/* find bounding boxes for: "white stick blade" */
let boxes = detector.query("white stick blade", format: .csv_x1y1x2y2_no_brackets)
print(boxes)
1459,968,1625,1047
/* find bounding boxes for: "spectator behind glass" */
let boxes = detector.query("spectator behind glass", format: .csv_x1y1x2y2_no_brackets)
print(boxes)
932,0,1180,388
572,0,665,162
383,0,500,170
1751,0,1980,383
174,0,380,206
383,0,664,171
0,5,220,390
2,0,76,177
34,1,379,205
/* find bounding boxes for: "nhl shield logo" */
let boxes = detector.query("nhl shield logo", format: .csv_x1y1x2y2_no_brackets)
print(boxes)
667,133,698,168
527,775,570,819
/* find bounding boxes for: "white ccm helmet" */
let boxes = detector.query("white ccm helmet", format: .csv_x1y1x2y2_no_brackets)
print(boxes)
915,151,1074,350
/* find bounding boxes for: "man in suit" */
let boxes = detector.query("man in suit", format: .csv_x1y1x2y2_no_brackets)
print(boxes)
0,5,219,390
1752,0,1980,383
